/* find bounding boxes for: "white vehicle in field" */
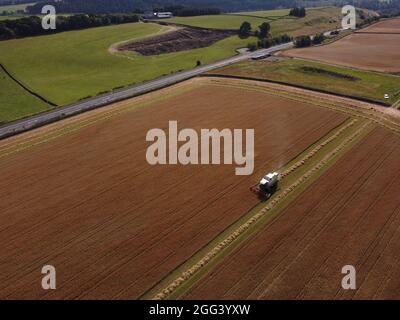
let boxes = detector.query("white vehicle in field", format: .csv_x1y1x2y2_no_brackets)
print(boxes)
250,172,279,200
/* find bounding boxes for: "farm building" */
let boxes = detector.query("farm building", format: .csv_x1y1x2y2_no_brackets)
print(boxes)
155,12,173,19
141,12,173,19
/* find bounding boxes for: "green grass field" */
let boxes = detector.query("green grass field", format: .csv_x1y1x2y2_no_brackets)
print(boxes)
0,2,34,13
229,8,290,18
167,6,342,36
0,22,254,109
210,58,400,105
0,15,22,20
0,66,50,123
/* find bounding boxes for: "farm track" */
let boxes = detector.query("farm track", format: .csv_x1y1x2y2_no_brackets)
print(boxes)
0,81,345,299
183,127,400,299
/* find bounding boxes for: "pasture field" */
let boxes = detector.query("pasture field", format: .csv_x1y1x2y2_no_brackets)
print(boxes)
0,65,50,123
283,18,400,73
182,126,400,299
166,7,342,36
209,58,400,104
0,77,347,299
0,2,33,13
0,22,252,108
229,8,290,18
0,15,21,20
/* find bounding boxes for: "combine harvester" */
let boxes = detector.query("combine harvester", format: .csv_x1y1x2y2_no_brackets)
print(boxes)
250,172,279,201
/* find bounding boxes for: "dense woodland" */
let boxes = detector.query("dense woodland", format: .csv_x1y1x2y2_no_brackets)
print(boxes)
0,0,400,14
25,0,298,14
289,7,306,17
2,0,400,15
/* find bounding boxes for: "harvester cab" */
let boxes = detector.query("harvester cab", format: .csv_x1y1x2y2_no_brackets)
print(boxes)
250,172,279,200
259,172,279,194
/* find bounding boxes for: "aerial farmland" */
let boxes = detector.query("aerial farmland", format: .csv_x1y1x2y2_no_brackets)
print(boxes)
1,0,400,307
283,18,400,73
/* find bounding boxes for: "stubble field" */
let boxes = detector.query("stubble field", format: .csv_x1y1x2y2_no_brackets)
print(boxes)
283,18,400,73
0,78,346,299
182,126,400,299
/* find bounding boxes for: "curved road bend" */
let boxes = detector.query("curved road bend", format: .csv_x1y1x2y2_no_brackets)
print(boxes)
0,42,293,140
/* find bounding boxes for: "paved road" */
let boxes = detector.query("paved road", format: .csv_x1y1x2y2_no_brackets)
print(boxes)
0,42,293,140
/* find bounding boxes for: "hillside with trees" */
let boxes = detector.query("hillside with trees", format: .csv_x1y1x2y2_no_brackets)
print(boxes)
2,0,400,15
25,0,298,14
0,13,139,40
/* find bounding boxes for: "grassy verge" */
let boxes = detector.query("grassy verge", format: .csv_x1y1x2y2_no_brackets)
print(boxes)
209,58,400,105
142,117,375,300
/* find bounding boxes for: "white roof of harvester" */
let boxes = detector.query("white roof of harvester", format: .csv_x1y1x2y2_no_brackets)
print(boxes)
260,172,279,185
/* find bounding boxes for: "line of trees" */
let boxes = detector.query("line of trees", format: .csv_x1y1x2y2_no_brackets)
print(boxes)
0,0,46,5
239,21,271,39
27,0,139,14
24,0,299,14
239,21,292,51
26,1,221,17
257,34,292,49
294,33,326,48
6,0,400,15
0,13,139,40
289,7,306,17
1,9,25,15
239,21,252,38
294,35,312,47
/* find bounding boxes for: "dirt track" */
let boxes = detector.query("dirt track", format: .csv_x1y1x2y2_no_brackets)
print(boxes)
283,19,400,73
182,127,400,299
0,79,345,299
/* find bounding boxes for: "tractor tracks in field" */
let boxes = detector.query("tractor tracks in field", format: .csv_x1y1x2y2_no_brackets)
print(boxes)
148,117,372,300
393,99,400,110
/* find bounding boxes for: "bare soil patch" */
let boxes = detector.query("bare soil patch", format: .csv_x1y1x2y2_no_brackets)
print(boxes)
118,27,236,55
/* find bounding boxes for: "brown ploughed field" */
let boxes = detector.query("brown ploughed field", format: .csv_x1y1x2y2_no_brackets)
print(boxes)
0,79,346,299
283,19,400,73
182,127,400,300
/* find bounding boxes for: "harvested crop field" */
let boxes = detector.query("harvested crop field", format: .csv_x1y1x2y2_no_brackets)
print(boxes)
119,27,235,55
182,126,400,300
0,78,347,299
283,19,400,73
357,18,400,34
